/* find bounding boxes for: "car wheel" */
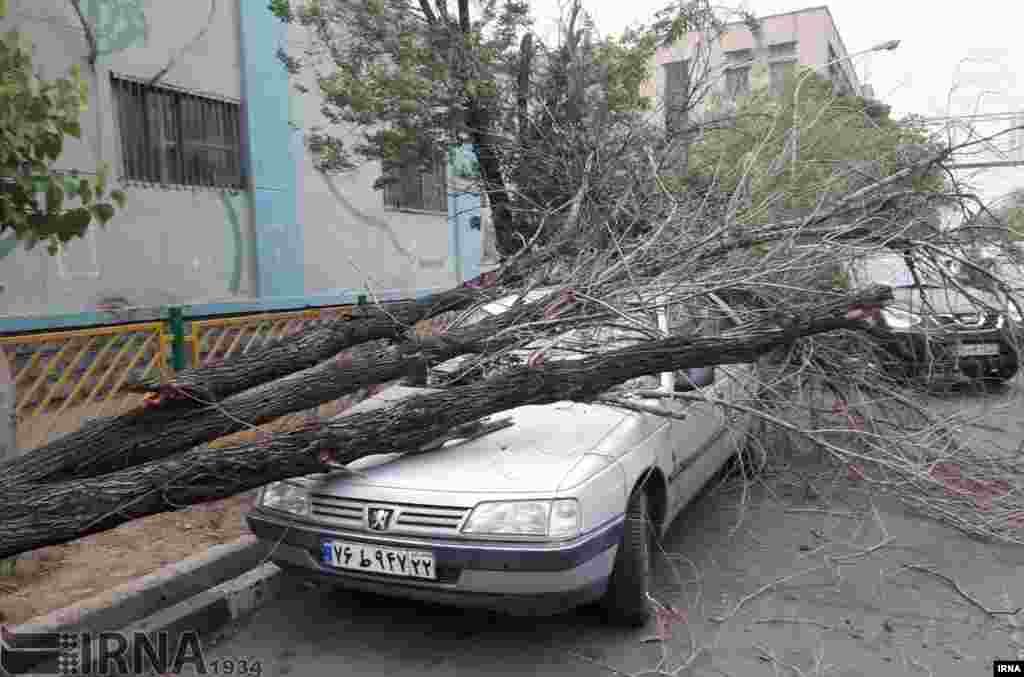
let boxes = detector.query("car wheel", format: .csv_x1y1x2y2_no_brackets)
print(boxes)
998,362,1019,380
986,363,1019,384
600,488,653,627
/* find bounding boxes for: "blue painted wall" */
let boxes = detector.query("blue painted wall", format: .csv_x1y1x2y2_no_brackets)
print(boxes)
238,1,304,298
447,144,483,284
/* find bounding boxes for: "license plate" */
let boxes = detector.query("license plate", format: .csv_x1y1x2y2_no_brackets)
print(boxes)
321,540,436,580
957,343,1000,357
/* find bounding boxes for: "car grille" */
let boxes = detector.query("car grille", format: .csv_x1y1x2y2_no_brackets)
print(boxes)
933,312,1000,330
310,495,470,537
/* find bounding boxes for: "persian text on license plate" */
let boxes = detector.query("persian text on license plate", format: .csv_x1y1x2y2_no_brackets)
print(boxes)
321,541,436,580
957,343,1000,357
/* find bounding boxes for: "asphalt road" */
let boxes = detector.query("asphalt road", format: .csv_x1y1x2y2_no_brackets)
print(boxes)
203,378,1024,677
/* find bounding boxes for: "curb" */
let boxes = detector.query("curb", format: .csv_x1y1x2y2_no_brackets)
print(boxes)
73,563,283,676
12,535,271,638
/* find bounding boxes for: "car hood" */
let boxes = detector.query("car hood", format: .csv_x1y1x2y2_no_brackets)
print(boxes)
891,286,1003,316
317,387,631,494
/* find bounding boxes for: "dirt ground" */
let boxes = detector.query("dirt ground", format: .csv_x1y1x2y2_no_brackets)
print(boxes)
0,491,257,626
0,391,365,627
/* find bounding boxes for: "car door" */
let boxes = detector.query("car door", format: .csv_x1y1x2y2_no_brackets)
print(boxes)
660,304,732,518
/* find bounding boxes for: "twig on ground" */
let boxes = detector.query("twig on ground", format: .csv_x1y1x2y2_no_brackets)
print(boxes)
710,507,894,624
900,564,1023,618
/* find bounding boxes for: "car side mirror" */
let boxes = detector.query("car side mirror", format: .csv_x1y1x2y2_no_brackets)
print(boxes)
674,366,714,391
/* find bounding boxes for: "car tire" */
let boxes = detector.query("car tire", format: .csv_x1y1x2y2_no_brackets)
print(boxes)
600,488,653,627
996,363,1019,382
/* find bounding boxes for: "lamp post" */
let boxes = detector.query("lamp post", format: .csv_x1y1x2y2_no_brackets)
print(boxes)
791,39,900,176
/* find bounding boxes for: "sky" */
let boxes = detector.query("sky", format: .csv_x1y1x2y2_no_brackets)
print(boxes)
526,0,1024,205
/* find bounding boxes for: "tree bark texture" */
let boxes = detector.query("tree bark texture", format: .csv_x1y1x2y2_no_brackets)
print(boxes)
0,293,568,487
0,287,889,559
126,287,489,401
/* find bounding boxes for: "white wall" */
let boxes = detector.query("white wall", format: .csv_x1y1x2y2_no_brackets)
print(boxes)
286,23,458,297
0,0,256,319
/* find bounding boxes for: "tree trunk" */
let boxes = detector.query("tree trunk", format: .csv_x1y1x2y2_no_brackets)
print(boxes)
0,288,888,560
0,294,565,487
126,287,488,401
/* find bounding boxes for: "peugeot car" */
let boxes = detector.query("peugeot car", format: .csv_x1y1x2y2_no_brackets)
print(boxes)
246,293,753,626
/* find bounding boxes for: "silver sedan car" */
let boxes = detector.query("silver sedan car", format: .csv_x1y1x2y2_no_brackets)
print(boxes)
247,294,753,626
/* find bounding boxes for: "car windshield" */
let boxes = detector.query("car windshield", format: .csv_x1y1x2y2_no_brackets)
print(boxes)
436,291,733,392
850,254,948,289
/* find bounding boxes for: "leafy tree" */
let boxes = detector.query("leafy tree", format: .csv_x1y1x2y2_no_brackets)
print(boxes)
0,0,125,254
682,66,946,224
270,0,667,257
986,189,1024,241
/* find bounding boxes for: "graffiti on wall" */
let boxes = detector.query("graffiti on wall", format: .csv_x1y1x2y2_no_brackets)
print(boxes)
0,235,17,261
81,0,149,57
217,191,248,295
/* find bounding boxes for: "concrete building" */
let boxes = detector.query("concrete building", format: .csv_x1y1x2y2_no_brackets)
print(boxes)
642,5,867,133
0,0,483,331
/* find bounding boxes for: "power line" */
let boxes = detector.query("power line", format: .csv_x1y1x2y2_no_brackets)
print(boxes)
947,160,1024,170
916,113,1022,124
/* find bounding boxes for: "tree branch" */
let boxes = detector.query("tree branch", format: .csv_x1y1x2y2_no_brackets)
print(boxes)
67,0,98,68
418,0,437,24
0,289,889,559
148,0,218,86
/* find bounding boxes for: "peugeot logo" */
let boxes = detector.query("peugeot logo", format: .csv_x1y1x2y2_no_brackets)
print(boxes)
367,507,394,531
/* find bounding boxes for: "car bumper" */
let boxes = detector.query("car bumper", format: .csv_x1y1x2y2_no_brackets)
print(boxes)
880,328,1018,378
246,508,622,616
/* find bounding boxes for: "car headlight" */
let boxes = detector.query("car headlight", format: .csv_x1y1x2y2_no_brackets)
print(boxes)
880,306,922,329
462,499,580,539
259,480,310,517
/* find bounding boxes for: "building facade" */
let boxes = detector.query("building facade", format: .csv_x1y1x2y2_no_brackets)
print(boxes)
0,0,480,330
643,5,864,132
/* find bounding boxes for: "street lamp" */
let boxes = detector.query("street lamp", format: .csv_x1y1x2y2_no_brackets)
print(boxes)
791,39,901,175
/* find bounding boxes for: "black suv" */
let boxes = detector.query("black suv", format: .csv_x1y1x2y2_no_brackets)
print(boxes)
874,281,1020,382
850,250,1023,383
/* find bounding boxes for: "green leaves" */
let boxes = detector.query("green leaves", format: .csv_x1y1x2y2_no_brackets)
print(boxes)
832,270,851,290
96,163,109,197
0,23,124,253
60,120,82,139
750,242,771,257
45,179,64,214
110,189,127,210
62,208,92,236
77,178,93,205
268,0,293,22
91,203,115,226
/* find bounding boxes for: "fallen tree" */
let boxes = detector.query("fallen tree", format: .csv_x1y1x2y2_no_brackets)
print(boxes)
1,291,579,486
123,285,493,401
0,288,892,558
3,1,1024,564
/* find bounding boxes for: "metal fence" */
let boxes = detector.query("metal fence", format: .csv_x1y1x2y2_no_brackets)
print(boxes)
1,304,355,450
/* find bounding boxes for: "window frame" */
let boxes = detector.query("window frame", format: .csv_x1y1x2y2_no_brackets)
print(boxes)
769,59,797,98
724,65,752,100
663,59,692,134
110,75,245,189
381,151,449,214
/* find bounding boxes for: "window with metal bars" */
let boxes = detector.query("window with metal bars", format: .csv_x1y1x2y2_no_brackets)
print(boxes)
111,76,244,188
381,154,448,213
725,66,751,100
769,60,796,98
663,59,691,134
